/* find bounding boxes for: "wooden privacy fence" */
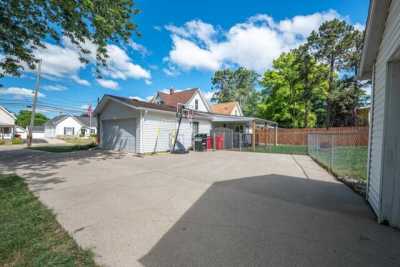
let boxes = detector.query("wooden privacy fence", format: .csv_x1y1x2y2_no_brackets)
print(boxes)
256,126,369,146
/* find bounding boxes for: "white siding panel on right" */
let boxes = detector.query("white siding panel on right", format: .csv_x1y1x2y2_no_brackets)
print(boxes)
368,0,400,219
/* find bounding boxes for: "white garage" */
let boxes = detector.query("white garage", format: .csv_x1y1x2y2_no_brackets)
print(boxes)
102,119,136,153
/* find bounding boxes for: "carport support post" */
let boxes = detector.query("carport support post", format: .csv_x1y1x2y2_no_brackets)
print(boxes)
239,132,242,151
213,131,216,151
252,120,256,152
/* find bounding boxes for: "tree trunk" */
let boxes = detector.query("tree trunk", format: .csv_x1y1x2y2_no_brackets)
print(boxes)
326,57,335,128
304,101,309,128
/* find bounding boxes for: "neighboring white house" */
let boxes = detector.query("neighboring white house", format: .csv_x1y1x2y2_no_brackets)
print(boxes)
0,106,16,140
94,91,275,154
359,0,400,228
44,115,97,138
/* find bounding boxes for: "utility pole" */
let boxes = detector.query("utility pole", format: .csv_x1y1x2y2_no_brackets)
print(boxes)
27,60,41,148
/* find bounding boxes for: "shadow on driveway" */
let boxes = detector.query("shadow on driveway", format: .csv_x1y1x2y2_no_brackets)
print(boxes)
0,149,130,192
140,174,400,267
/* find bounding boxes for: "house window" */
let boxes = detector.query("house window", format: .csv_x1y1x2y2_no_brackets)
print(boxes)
64,127,74,136
195,99,199,110
90,129,96,134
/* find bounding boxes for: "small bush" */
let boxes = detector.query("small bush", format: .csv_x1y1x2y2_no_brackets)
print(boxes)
11,138,23,145
0,139,5,145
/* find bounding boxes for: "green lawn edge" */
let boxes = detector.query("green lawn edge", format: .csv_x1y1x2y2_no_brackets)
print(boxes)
0,174,98,266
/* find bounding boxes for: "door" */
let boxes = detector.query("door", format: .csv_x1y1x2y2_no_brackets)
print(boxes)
102,119,136,153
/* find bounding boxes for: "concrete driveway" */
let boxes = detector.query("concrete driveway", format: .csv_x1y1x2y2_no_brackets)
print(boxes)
1,150,400,267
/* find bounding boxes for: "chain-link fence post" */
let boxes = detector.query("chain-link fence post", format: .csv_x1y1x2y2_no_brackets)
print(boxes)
330,134,334,171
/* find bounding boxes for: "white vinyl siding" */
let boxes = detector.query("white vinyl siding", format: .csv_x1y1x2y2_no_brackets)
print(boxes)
55,117,82,137
368,0,400,219
186,92,209,112
142,111,213,153
0,108,15,126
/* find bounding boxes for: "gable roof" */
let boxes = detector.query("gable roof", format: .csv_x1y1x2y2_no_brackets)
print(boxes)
94,95,177,115
359,0,391,79
0,106,16,120
156,88,198,107
211,102,241,116
45,115,69,127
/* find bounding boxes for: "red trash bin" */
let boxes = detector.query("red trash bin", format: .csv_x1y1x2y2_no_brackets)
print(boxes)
216,135,224,150
207,136,213,150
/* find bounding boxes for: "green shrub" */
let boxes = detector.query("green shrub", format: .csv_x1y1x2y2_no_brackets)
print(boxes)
0,139,5,145
11,138,23,145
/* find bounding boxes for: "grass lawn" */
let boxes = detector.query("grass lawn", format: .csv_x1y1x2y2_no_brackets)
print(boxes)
309,146,368,181
243,144,367,181
30,143,97,153
0,174,97,266
242,144,308,155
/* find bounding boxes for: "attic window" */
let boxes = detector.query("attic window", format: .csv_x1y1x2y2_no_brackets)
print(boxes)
195,99,199,110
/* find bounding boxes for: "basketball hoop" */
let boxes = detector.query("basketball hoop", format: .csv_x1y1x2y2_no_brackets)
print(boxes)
176,103,194,124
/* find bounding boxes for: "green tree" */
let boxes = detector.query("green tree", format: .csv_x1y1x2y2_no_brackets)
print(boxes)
330,29,369,126
307,19,355,127
0,0,139,78
15,110,48,128
211,67,259,116
258,50,328,128
292,45,329,127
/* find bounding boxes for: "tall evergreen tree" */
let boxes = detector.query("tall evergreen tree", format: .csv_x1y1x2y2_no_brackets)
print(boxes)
211,67,259,116
307,19,355,127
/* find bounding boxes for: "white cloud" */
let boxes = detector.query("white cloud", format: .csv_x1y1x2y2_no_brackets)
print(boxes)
102,44,151,81
128,40,149,56
129,96,145,101
164,10,347,73
71,75,91,86
145,79,152,85
354,22,365,31
0,87,45,98
203,91,215,102
43,84,67,91
29,37,151,85
96,79,119,90
154,26,162,31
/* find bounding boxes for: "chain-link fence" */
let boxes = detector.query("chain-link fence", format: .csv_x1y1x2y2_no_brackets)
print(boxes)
308,132,368,181
209,128,253,150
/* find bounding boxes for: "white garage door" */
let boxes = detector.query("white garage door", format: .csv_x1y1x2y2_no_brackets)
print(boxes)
102,119,136,153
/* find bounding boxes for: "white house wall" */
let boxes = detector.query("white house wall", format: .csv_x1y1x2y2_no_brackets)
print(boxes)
99,100,141,152
55,117,83,136
0,108,15,126
142,110,212,153
369,0,400,219
186,92,209,112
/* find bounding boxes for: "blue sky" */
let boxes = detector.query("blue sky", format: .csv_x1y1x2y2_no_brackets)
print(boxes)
0,0,369,118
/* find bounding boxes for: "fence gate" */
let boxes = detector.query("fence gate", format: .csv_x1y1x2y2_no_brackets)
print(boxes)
210,127,253,151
